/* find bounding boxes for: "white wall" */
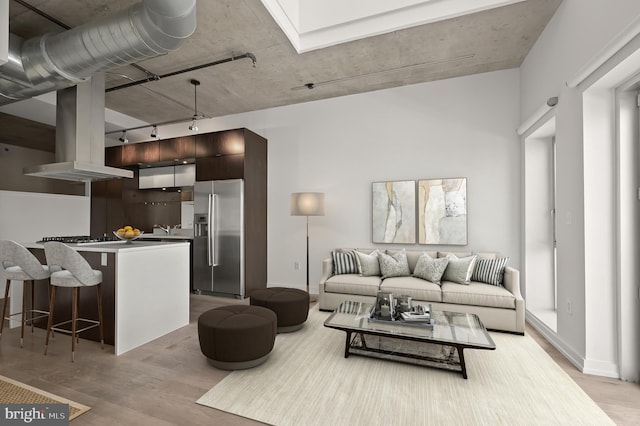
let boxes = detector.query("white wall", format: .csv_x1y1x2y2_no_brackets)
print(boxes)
169,69,521,292
521,0,640,379
0,190,90,316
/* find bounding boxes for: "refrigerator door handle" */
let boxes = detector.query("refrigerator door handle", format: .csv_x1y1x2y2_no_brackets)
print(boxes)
208,193,218,266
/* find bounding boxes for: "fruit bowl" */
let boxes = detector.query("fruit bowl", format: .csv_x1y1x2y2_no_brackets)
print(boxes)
113,229,144,243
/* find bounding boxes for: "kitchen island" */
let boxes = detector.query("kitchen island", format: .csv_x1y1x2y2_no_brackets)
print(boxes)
22,240,190,355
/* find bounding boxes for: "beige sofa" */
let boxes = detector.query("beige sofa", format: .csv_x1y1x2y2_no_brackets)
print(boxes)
318,248,525,334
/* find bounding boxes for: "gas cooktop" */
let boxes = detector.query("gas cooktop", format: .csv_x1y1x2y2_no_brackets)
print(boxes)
38,235,120,244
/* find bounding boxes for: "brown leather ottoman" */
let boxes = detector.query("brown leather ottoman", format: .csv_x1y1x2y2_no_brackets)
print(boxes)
250,287,309,333
198,305,277,370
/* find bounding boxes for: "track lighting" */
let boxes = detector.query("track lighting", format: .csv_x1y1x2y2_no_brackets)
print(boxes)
150,125,158,138
119,130,128,143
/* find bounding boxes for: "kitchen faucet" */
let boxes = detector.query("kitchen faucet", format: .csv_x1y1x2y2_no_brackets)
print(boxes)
153,224,171,234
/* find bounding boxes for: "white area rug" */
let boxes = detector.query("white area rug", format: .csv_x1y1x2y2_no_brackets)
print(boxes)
197,307,613,426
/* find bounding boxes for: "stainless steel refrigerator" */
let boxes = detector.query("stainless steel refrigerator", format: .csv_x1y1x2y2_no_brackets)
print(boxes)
193,179,244,298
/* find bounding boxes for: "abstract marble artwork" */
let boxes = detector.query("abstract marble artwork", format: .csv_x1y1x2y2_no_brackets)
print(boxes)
372,180,416,244
418,178,467,245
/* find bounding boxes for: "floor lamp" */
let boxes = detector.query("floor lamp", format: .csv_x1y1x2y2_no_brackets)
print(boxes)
291,192,325,303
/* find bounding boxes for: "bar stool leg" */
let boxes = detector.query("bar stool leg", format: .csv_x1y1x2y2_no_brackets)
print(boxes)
97,284,104,349
0,279,10,337
71,287,78,362
44,285,56,356
30,280,35,333
20,281,27,348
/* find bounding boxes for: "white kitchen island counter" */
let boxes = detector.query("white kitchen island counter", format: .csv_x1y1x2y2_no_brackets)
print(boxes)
22,241,190,356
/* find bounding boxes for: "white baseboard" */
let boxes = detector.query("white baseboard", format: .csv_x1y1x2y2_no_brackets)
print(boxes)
583,359,620,378
526,310,620,379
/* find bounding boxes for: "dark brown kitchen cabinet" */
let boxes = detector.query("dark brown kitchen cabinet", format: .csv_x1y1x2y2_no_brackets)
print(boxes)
121,140,159,165
159,136,195,162
105,146,123,167
196,153,244,181
195,129,245,158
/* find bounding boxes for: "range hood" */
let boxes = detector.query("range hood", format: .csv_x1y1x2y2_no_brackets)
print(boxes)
24,161,133,182
0,0,197,182
23,74,134,182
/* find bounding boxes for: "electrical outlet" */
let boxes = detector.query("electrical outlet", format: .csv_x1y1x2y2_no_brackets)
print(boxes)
567,300,572,315
294,261,300,271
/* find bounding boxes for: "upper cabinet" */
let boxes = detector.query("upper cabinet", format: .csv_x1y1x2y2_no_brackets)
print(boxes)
195,129,265,182
122,141,159,166
105,145,123,167
195,129,245,158
159,136,195,162
105,128,265,183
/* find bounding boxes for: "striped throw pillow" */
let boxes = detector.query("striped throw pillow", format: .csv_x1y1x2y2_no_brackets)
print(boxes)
472,257,509,286
332,251,358,275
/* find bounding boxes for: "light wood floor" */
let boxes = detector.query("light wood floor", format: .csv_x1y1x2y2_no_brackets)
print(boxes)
0,294,638,425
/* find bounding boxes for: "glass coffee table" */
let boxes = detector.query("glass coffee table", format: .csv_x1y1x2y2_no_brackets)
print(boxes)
323,301,496,379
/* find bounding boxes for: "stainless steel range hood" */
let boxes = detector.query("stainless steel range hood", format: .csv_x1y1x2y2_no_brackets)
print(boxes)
24,74,134,182
24,161,133,182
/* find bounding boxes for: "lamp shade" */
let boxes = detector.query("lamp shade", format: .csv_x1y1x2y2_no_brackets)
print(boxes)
291,192,325,216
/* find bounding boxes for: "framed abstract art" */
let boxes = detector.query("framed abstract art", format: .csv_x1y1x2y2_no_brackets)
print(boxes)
372,180,416,244
418,178,467,245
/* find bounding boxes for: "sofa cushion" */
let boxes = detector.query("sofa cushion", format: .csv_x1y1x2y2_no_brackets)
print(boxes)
380,276,442,302
442,253,477,285
412,253,449,284
441,281,515,309
378,249,411,278
325,274,382,297
354,250,381,276
472,256,510,286
332,251,358,275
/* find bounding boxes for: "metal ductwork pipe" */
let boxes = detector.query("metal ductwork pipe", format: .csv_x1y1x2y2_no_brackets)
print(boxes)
0,0,196,105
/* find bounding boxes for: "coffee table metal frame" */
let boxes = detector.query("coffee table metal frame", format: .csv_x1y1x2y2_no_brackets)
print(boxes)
323,301,496,379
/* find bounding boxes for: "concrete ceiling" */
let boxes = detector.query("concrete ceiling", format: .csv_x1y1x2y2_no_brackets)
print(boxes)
1,0,561,148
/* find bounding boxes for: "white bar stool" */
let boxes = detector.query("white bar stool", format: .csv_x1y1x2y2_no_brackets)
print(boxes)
0,240,51,347
43,241,104,362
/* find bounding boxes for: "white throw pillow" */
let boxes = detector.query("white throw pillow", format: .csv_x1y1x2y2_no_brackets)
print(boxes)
442,253,477,285
355,250,381,276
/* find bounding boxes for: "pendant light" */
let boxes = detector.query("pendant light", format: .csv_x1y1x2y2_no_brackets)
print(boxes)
150,125,159,138
119,130,128,143
189,78,200,131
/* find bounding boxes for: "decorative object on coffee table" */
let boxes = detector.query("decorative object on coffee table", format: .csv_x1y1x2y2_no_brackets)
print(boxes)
373,291,395,320
291,192,325,302
250,287,310,332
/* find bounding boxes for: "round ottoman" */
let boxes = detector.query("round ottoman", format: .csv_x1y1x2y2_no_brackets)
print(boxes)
198,305,277,370
250,287,309,333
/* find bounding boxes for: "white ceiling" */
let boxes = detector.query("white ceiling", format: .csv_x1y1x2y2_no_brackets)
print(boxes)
263,0,527,53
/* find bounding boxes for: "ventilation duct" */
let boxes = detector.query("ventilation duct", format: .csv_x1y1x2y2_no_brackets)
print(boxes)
0,0,196,105
1,0,197,182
